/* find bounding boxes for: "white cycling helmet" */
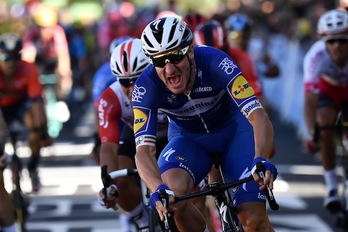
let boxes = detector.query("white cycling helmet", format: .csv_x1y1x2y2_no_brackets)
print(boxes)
110,38,149,79
318,9,348,40
141,16,193,57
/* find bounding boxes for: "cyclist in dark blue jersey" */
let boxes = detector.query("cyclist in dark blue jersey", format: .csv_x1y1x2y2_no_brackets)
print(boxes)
132,16,277,232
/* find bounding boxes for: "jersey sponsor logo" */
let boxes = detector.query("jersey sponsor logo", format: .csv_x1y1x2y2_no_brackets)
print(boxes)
175,156,187,162
193,86,213,93
218,57,237,75
231,75,255,99
160,90,224,116
133,108,149,134
98,98,109,128
132,85,146,103
241,99,262,118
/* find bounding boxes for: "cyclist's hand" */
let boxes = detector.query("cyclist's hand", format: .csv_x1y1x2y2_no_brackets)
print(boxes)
97,184,118,210
150,184,174,220
305,139,319,155
251,157,277,190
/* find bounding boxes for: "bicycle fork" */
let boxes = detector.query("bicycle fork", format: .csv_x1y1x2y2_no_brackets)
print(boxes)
214,191,243,232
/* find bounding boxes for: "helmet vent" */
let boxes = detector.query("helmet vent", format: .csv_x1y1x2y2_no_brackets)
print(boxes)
122,51,129,72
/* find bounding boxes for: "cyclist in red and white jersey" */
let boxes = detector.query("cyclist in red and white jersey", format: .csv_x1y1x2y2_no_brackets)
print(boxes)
96,38,168,230
303,9,348,213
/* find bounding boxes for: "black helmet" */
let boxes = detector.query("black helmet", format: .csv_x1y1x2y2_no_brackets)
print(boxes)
0,33,22,54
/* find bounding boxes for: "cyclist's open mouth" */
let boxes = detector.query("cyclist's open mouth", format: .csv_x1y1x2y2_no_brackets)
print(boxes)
167,75,182,88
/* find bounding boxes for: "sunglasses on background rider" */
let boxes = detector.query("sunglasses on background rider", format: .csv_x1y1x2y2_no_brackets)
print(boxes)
0,53,21,62
150,46,189,68
118,76,138,88
326,38,348,45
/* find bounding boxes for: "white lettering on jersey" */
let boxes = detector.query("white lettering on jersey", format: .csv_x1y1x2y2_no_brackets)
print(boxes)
132,85,147,103
160,90,225,116
98,99,109,128
218,57,237,75
241,99,262,118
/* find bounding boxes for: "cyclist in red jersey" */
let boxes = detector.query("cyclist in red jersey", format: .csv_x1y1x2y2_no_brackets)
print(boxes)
96,38,168,230
224,13,280,78
0,33,50,193
303,9,348,213
0,109,16,232
22,3,72,100
183,12,207,32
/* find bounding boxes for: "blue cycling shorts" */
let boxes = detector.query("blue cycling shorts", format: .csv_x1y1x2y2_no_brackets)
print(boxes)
157,113,267,206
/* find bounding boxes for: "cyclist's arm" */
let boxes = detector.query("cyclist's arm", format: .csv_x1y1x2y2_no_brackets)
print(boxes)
304,92,318,137
247,108,274,160
248,108,275,188
135,144,162,193
100,142,119,177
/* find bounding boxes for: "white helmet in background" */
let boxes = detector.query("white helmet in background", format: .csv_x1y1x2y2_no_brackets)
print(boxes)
110,38,149,86
317,9,348,40
141,16,193,57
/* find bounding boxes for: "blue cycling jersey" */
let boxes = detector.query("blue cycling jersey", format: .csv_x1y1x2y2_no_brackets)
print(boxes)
92,61,116,104
132,45,261,145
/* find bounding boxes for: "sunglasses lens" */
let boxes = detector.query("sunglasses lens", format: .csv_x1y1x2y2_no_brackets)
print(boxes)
151,46,189,68
327,39,348,45
118,77,137,87
152,54,185,68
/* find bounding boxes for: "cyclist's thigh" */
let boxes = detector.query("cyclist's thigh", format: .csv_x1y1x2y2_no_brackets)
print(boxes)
1,101,28,125
317,93,338,125
158,136,212,187
222,124,266,206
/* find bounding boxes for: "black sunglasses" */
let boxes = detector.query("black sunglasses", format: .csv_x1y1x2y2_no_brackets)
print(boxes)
326,38,348,45
118,77,138,88
0,53,21,62
150,46,189,68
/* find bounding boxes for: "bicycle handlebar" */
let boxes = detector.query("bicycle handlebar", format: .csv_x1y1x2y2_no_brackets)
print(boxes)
174,161,279,211
101,165,138,189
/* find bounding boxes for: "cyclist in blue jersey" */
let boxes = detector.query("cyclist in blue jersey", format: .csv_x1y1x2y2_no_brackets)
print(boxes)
132,17,277,232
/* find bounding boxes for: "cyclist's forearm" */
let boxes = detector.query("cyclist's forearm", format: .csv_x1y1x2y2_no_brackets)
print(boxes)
248,108,274,159
304,93,318,136
135,145,162,192
99,142,119,173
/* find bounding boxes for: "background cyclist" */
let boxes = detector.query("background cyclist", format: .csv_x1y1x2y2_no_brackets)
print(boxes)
0,33,50,193
0,109,16,232
22,2,72,101
224,12,280,79
133,16,277,232
303,9,348,213
96,38,168,230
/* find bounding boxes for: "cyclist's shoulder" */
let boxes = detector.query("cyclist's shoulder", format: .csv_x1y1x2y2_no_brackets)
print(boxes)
304,40,327,60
